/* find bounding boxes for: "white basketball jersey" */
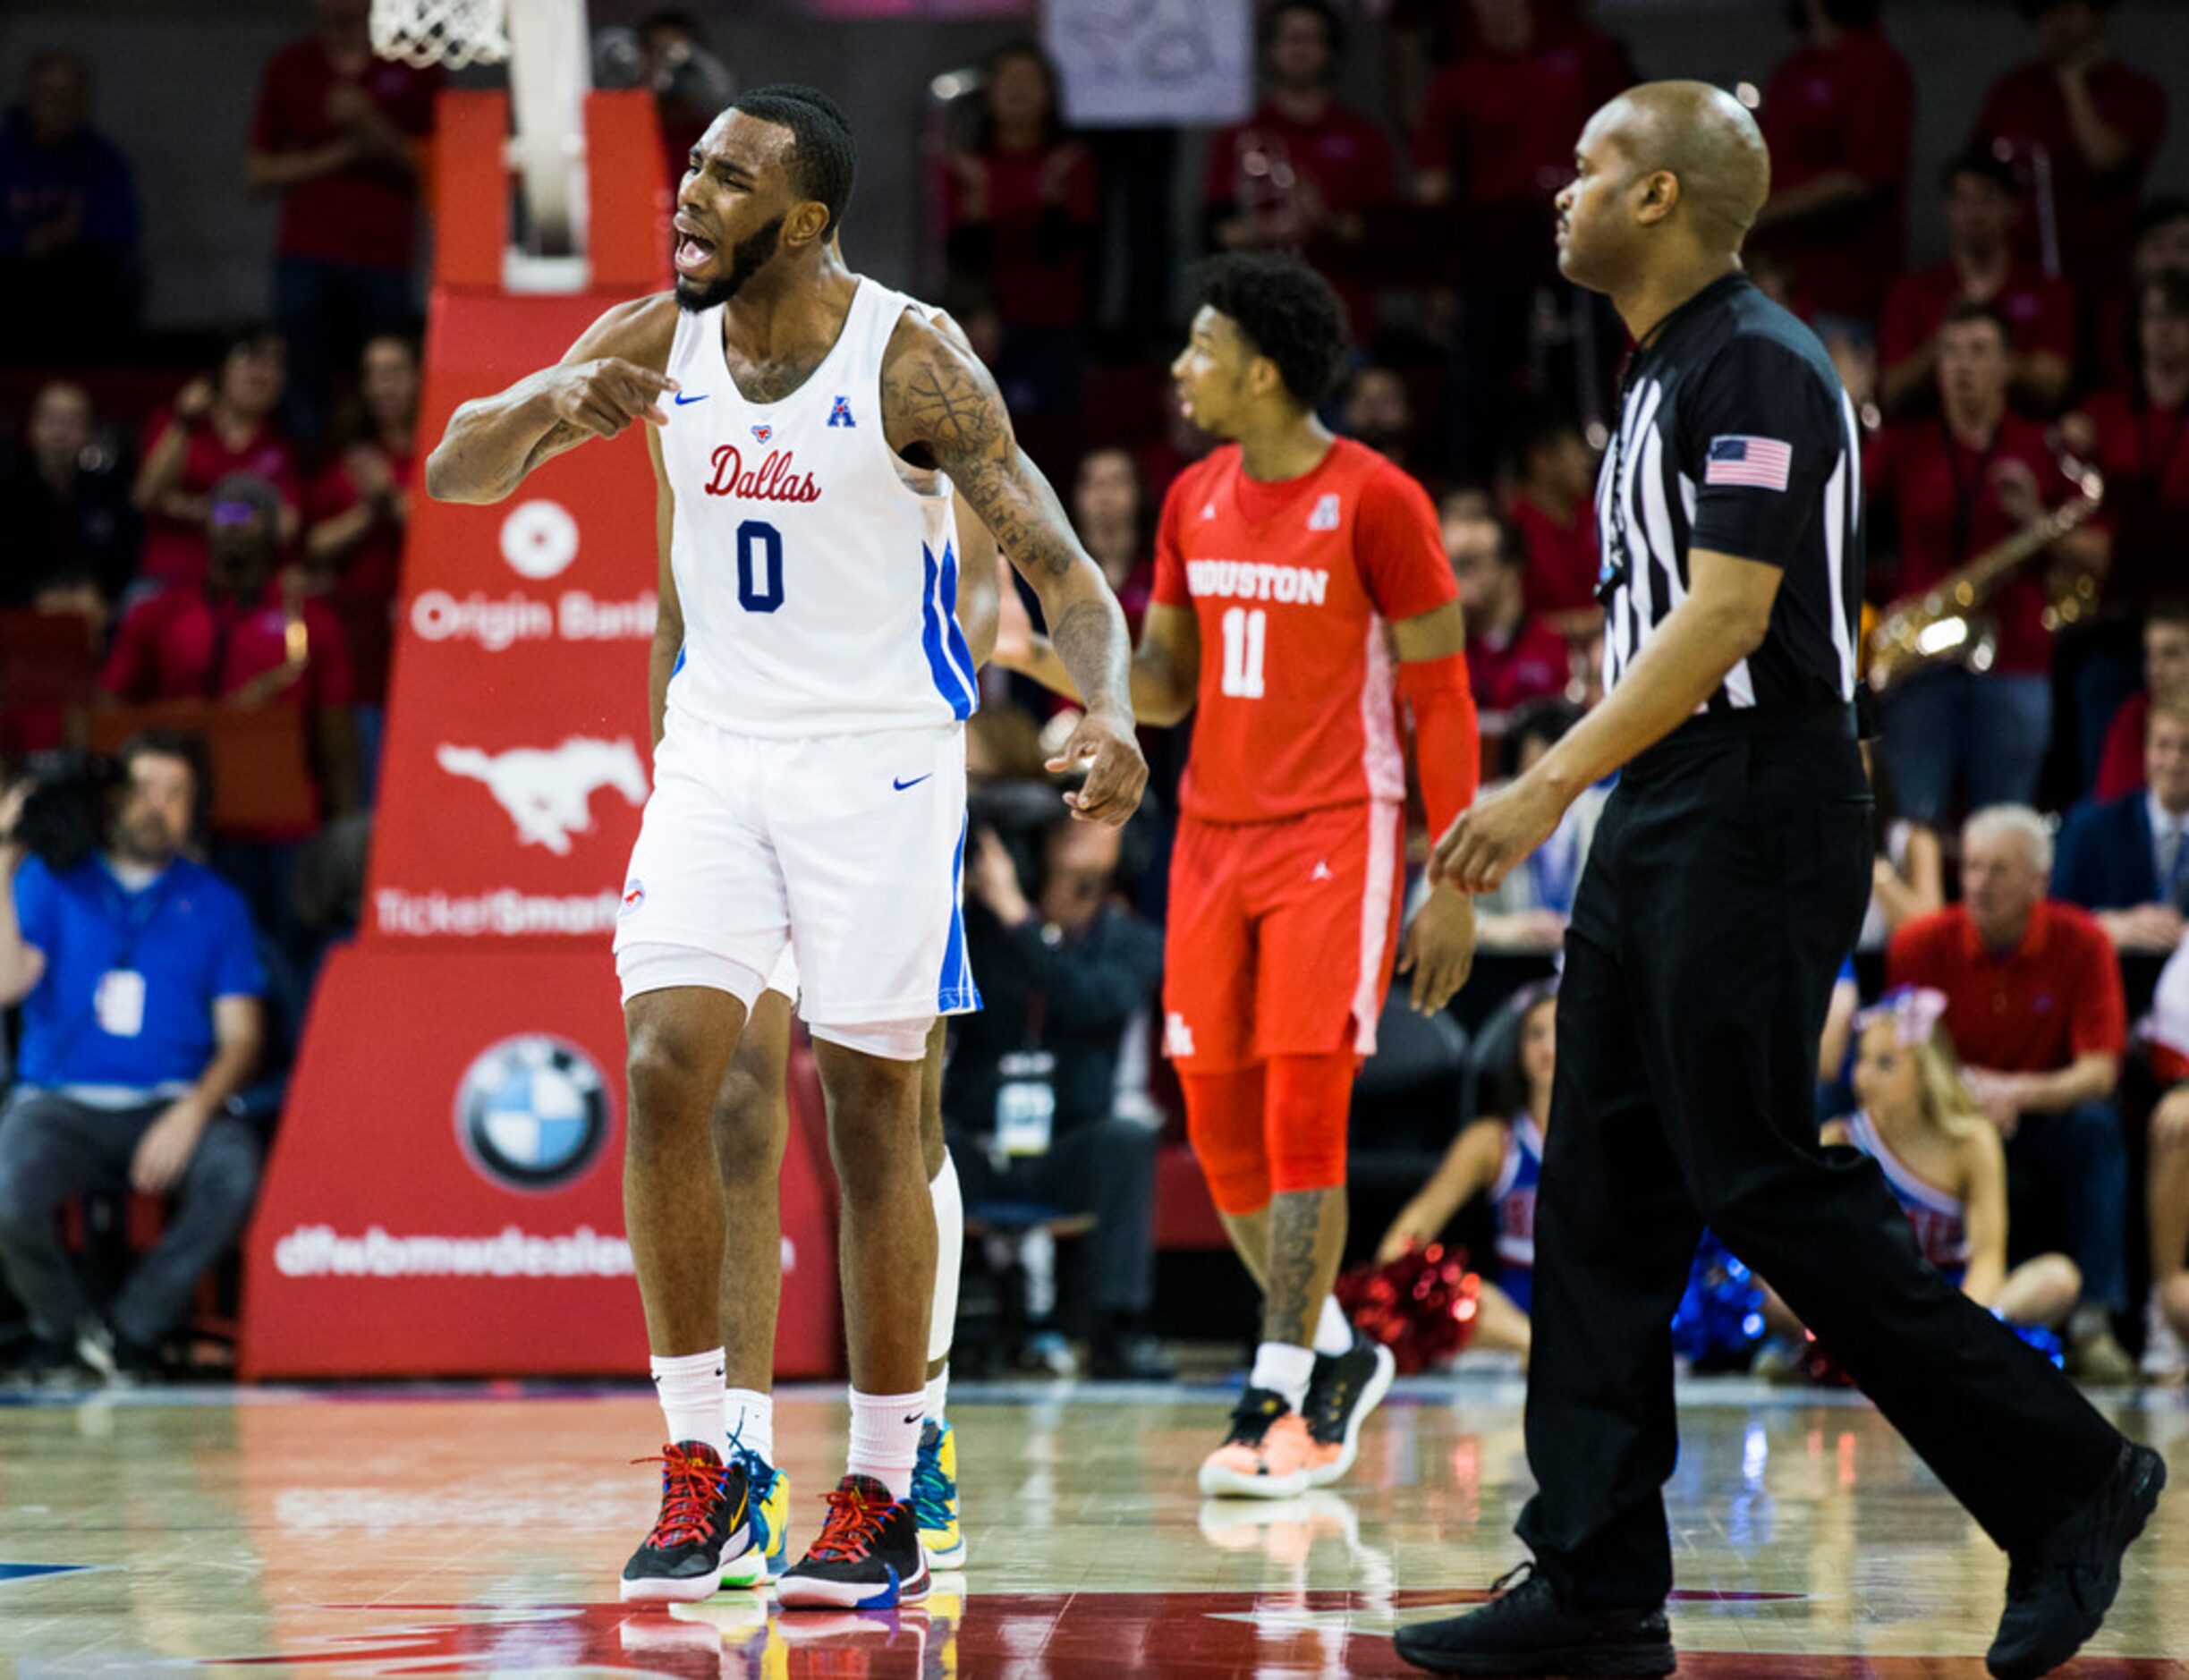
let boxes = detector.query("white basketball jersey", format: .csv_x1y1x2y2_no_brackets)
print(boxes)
657,277,978,737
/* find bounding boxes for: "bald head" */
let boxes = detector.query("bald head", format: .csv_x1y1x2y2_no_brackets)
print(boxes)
1606,81,1770,250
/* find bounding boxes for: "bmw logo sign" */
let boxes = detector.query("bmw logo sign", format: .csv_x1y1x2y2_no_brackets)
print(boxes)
454,1035,610,1192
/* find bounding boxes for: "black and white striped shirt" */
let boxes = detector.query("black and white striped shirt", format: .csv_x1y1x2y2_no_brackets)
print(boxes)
1595,273,1865,713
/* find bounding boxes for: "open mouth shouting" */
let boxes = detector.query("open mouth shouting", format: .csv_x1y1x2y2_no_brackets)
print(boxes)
674,217,718,276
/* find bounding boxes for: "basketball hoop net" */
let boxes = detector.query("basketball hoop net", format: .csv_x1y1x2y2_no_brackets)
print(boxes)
369,0,511,69
371,0,592,275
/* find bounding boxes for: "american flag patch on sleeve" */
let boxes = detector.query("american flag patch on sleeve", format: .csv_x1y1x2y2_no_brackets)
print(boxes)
1704,435,1793,491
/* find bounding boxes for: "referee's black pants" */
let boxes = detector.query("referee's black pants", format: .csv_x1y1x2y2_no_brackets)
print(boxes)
1514,707,2124,1609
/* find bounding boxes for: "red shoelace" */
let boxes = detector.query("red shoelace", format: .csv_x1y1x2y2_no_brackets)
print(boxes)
632,1446,723,1549
806,1483,893,1561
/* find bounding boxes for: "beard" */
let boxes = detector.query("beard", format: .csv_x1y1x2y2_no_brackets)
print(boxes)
114,810,180,867
675,215,787,312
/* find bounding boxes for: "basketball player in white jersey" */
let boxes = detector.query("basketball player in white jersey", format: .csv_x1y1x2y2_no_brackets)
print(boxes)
425,84,1144,1609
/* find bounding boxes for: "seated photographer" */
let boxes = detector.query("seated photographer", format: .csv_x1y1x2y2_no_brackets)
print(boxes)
0,732,266,1382
946,803,1168,1381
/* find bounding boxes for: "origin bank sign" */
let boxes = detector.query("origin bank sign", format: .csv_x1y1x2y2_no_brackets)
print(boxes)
408,497,657,649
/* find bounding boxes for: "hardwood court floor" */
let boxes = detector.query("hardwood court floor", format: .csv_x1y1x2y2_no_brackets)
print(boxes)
1,1375,2185,1676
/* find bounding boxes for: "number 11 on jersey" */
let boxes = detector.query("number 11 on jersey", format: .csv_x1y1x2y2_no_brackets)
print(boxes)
1220,606,1266,698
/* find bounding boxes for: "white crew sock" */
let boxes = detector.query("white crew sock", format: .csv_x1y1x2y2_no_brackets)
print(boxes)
1314,1295,1355,1358
650,1348,728,1458
724,1387,773,1464
846,1387,925,1502
929,1151,963,1370
1248,1341,1317,1414
924,1364,949,1427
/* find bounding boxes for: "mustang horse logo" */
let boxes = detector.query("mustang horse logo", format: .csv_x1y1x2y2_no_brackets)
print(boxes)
436,737,649,856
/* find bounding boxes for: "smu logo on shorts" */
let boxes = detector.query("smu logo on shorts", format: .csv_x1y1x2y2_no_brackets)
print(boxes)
1704,435,1793,492
454,1035,610,1192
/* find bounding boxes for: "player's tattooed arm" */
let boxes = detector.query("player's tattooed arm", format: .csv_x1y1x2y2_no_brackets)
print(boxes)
883,316,1148,826
426,293,680,505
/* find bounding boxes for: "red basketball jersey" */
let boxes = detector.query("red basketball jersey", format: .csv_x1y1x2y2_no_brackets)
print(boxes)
1150,438,1456,825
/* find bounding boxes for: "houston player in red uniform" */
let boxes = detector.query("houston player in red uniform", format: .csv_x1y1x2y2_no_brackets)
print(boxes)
1001,253,1480,1495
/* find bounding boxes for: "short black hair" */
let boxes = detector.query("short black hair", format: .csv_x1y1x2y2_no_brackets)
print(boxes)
1505,399,1584,479
1939,145,2019,197
638,6,703,38
1261,0,1345,64
728,83,856,237
1941,296,2014,346
223,319,284,361
1506,697,1583,778
1191,252,1349,409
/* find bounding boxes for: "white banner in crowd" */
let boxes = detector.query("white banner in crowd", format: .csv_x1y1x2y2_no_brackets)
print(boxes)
1044,0,1251,128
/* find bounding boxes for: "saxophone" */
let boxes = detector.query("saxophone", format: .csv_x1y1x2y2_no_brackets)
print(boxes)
1865,452,2104,693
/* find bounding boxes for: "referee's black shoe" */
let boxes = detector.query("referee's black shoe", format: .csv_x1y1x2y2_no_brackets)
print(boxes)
1987,1440,2165,1680
1392,1563,1674,1676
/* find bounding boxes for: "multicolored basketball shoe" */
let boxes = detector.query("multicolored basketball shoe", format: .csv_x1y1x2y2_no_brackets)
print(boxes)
1198,1387,1315,1498
778,1474,932,1610
719,1445,790,1587
912,1418,967,1569
619,1441,750,1603
1302,1330,1397,1488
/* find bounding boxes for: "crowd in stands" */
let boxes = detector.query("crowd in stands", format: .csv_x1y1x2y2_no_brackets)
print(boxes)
3,0,2188,1387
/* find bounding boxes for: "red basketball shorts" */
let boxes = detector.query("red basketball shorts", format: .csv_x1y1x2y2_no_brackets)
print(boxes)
1162,800,1404,1073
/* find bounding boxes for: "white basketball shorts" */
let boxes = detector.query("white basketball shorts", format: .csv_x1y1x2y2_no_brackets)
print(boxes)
614,708,980,1030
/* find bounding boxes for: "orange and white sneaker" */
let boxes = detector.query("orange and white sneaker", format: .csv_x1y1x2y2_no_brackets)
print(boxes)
1302,1331,1397,1488
1197,1387,1314,1498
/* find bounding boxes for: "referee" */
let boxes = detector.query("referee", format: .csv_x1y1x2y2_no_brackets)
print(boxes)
1399,82,2161,1680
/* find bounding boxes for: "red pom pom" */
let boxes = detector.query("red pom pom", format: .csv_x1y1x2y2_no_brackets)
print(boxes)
1336,1242,1482,1374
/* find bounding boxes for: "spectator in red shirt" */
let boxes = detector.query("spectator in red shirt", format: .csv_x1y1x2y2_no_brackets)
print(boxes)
2074,273,2189,618
1414,0,1631,479
1747,0,1915,336
1970,0,2168,306
1338,365,1421,473
101,472,360,831
1448,496,1569,735
245,0,439,447
940,41,1096,418
1886,804,2133,1381
1070,447,1154,640
1502,403,1600,636
1880,149,2077,420
132,325,302,596
1869,301,2106,827
302,332,417,792
1204,0,1394,346
2087,601,2189,803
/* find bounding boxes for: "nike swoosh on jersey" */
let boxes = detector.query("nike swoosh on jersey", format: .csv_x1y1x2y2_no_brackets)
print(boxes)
672,391,709,405
892,774,933,792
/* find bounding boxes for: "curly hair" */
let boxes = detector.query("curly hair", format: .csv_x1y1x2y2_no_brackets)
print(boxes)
1191,252,1349,410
